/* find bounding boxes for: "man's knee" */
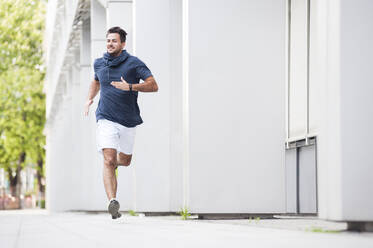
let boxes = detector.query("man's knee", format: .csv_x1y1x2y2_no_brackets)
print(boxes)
103,148,117,168
124,157,131,166
118,153,132,166
104,157,117,168
123,157,131,166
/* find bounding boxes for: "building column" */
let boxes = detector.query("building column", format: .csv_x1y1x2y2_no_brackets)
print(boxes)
318,0,373,229
106,0,133,53
91,0,107,62
80,17,108,210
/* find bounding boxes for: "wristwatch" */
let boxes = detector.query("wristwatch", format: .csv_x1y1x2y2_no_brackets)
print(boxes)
129,83,132,92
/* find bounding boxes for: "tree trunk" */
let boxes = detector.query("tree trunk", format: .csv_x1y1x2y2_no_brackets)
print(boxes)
36,158,45,194
7,167,17,197
16,152,25,199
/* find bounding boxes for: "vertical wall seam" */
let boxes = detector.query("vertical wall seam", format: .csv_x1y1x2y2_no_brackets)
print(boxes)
285,0,291,211
296,147,300,213
167,0,173,212
306,0,311,137
287,0,291,141
132,0,137,211
182,0,189,209
315,138,319,213
132,0,136,55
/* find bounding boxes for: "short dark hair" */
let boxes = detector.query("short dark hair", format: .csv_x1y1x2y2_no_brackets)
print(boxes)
106,26,127,43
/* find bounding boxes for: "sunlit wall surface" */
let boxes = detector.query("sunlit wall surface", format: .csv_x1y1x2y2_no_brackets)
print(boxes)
44,0,373,224
45,0,286,213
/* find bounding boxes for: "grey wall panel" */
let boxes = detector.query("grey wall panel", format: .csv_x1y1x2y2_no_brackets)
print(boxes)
285,149,297,213
299,145,317,213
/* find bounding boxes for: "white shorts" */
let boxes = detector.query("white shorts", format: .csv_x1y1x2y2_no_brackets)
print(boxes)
96,119,136,155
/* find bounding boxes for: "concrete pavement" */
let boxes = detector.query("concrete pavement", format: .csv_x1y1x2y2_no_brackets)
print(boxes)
0,210,372,248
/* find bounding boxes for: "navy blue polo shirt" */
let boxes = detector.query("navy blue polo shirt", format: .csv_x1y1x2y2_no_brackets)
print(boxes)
93,50,152,127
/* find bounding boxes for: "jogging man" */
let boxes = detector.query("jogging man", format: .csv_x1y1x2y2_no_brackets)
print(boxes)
84,27,158,219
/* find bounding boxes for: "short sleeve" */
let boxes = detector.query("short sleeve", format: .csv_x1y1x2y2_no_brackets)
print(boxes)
93,59,100,81
135,61,153,81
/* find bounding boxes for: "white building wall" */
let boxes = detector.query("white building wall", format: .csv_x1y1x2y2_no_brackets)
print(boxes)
44,0,373,222
45,0,104,211
186,0,286,213
168,0,184,212
308,0,323,135
78,18,107,210
46,0,287,213
90,0,106,60
133,0,174,212
289,0,308,139
338,0,373,221
318,0,373,222
287,0,323,140
132,0,287,213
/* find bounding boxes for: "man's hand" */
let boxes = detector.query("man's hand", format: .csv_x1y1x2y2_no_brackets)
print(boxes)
85,79,100,116
84,99,93,116
111,77,130,91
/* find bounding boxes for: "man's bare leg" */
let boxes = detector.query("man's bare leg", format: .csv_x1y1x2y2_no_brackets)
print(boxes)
103,148,122,219
103,148,118,200
117,152,132,167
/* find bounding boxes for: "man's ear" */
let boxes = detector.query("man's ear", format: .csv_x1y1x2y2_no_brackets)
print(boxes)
121,42,126,48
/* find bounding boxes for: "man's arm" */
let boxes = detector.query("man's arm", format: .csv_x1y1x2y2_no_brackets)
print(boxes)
132,76,158,92
84,79,100,116
110,76,158,92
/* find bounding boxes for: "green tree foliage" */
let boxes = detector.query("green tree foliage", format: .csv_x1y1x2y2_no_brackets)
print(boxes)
0,0,46,198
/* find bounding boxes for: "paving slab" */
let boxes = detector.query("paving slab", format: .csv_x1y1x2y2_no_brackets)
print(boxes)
0,210,372,248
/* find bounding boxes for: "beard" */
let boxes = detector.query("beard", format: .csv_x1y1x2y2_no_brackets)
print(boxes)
107,46,122,56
